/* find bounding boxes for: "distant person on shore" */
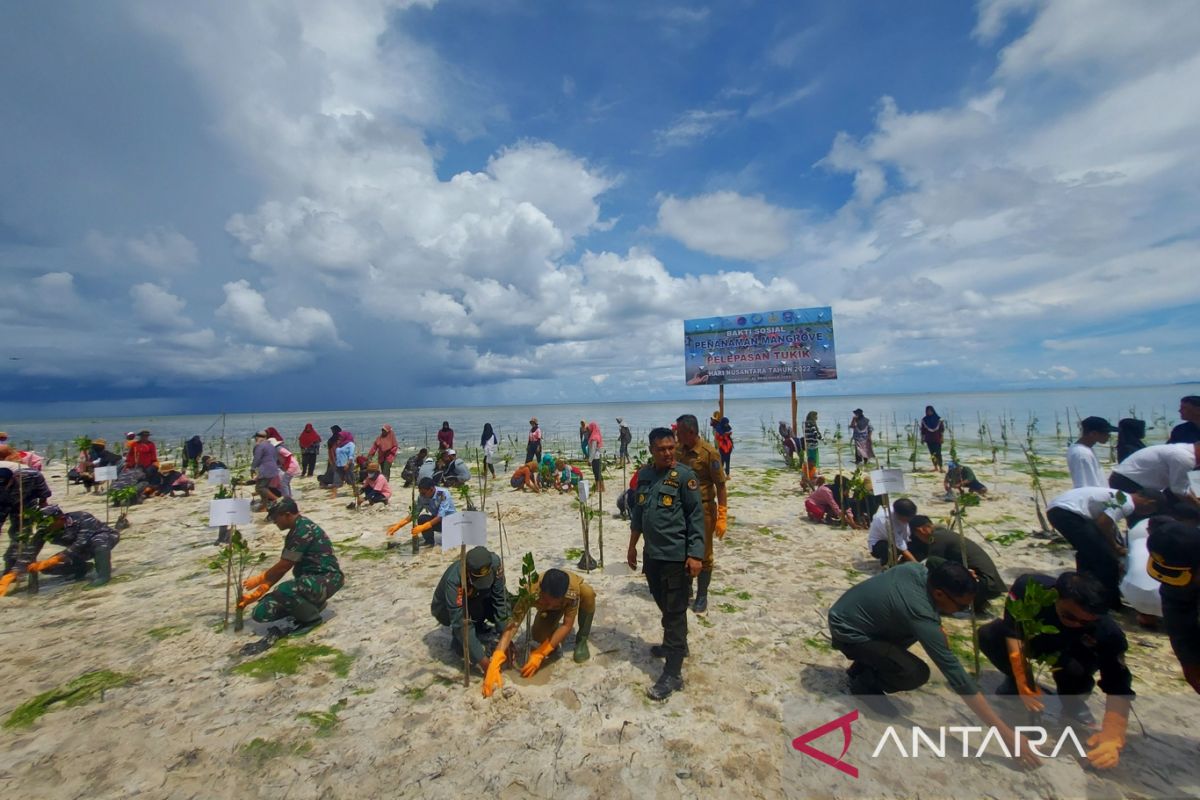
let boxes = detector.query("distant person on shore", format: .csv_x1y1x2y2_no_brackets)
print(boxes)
617,418,632,466
778,421,803,466
526,417,543,464
271,438,299,499
252,431,282,509
183,436,204,474
437,421,454,452
1116,418,1147,463
510,460,541,492
586,421,604,493
803,411,822,482
1168,396,1200,444
298,424,321,477
401,448,429,487
481,423,498,479
710,412,733,475
317,425,342,488
829,473,873,528
578,420,589,459
79,439,121,492
908,515,1006,612
867,498,918,565
201,455,227,473
1068,416,1116,488
805,475,847,525
331,430,356,498
367,425,399,480
978,571,1132,764
125,430,158,470
361,462,391,506
920,406,945,472
1047,486,1159,610
851,409,874,465
435,448,471,488
945,461,988,497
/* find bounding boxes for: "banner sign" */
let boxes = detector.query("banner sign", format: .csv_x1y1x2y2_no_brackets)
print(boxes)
683,307,836,385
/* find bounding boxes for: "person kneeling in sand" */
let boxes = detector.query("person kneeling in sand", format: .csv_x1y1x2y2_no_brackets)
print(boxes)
827,559,1041,768
431,546,509,673
509,460,541,492
945,461,988,498
805,476,850,526
907,515,1006,613
385,477,455,553
483,568,596,697
360,462,391,507
239,498,344,637
866,498,918,566
22,505,120,587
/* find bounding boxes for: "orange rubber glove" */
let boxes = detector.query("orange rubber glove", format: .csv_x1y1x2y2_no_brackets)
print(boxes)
412,521,433,536
521,641,556,678
715,505,728,539
27,554,66,573
386,516,412,536
0,572,16,597
238,583,271,609
482,650,506,697
1008,649,1044,712
1085,710,1127,770
243,572,270,591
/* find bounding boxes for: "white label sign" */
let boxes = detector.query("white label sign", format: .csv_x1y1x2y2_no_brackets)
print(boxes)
870,468,907,496
577,479,590,504
209,498,252,528
93,466,119,482
440,511,488,551
207,468,231,485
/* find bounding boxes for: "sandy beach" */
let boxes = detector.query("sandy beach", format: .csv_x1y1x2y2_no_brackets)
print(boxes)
1,448,1197,800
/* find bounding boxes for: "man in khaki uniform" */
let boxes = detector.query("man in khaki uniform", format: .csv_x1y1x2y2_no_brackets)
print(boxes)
674,414,728,614
482,568,596,697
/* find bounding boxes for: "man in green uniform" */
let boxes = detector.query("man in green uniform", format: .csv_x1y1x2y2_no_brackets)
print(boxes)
907,515,1007,612
239,498,344,633
628,426,704,700
482,567,596,697
430,546,510,671
674,414,728,615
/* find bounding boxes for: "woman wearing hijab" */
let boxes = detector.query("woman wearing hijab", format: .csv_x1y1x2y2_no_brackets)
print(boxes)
318,425,342,488
587,421,604,492
298,423,322,477
919,405,946,472
368,425,400,480
437,421,454,452
1116,418,1147,463
481,423,498,479
330,430,356,498
183,435,204,475
851,409,875,465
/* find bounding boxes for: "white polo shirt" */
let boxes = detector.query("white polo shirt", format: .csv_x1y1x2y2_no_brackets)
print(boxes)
1111,443,1196,494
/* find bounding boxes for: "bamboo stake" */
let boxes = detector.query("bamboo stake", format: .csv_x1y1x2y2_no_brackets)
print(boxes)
460,544,470,687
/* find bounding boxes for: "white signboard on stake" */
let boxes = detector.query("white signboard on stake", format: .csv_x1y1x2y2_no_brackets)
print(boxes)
441,511,488,551
94,466,119,482
869,468,906,496
207,468,231,485
1189,470,1200,498
577,478,590,504
209,498,252,528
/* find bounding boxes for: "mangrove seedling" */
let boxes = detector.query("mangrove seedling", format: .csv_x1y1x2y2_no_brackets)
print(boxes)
517,552,539,664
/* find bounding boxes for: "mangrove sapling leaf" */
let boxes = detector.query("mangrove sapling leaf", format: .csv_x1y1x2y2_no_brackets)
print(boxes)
517,553,540,664
1005,581,1060,699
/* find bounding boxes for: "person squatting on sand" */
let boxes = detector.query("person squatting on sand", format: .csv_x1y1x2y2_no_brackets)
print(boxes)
672,413,728,615
866,498,918,566
483,568,596,697
385,477,455,553
907,515,1007,613
21,505,120,588
431,545,508,672
238,498,344,636
628,427,704,701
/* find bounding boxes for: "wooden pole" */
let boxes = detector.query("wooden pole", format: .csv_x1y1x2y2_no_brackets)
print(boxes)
460,545,470,687
882,492,898,568
597,480,604,568
718,384,725,418
790,382,799,443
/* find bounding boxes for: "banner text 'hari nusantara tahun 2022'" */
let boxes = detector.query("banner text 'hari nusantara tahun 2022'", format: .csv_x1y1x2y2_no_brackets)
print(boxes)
683,307,837,386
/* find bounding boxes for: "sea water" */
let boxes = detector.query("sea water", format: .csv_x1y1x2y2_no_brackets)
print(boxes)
4,383,1194,469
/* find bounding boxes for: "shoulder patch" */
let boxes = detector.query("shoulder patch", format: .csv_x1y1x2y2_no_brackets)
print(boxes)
687,478,698,490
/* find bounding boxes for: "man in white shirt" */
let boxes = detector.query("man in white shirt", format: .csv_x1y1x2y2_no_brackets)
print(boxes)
1067,416,1116,488
1048,486,1160,609
866,498,918,566
1109,442,1200,498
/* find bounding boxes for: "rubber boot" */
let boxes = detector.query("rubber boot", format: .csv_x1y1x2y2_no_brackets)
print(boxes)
423,529,436,547
691,570,711,614
91,549,112,586
573,610,594,663
291,598,324,626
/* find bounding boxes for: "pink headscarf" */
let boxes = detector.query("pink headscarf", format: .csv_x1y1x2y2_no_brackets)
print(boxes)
587,421,603,448
337,430,355,446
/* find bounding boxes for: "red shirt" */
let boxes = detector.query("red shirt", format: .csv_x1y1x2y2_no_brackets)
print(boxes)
126,440,158,469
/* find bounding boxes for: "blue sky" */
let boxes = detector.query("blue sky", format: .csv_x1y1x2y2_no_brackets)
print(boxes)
2,0,1198,419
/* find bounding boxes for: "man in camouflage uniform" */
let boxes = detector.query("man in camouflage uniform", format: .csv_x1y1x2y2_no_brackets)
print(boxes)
0,466,54,596
23,505,120,586
673,414,728,614
628,427,705,701
239,498,344,630
431,546,509,671
482,567,596,697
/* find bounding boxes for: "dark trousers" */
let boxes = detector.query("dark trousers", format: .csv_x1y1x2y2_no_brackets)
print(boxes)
1047,507,1121,610
644,559,691,676
870,539,893,566
978,619,1098,696
416,509,440,545
719,451,731,475
300,451,318,477
834,639,930,694
363,487,388,505
525,442,540,464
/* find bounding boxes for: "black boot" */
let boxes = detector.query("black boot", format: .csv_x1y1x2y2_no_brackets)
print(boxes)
91,549,112,586
692,570,711,614
650,643,689,658
648,658,684,700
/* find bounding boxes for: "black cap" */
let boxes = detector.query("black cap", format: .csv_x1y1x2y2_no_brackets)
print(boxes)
1148,519,1200,587
1080,416,1118,434
466,547,495,589
266,497,299,519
